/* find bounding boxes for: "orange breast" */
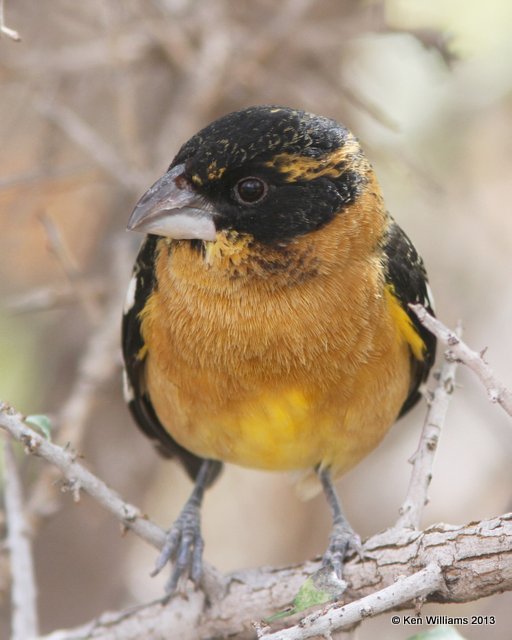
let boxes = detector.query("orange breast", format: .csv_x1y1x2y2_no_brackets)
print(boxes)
139,206,416,475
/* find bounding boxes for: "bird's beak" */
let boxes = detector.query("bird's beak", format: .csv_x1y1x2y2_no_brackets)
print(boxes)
127,163,217,241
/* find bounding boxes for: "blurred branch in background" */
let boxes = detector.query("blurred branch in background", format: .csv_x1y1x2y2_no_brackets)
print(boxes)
0,0,20,42
25,237,132,529
37,212,102,323
35,100,148,194
1,440,38,640
6,279,105,315
1,0,511,638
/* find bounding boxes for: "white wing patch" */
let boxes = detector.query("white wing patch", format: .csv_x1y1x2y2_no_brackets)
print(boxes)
122,368,135,403
123,274,137,314
425,281,436,313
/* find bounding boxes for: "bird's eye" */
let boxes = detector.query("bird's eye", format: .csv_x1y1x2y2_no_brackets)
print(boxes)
234,177,268,204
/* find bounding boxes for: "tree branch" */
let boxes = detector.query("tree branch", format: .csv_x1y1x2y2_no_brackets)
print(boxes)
34,100,147,193
0,403,166,552
37,213,102,324
2,439,39,639
2,402,512,639
410,304,512,418
260,563,444,640
396,323,461,530
0,0,20,41
34,514,512,640
5,279,105,314
25,238,130,527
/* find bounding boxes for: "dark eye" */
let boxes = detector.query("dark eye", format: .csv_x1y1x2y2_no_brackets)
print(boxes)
234,177,268,204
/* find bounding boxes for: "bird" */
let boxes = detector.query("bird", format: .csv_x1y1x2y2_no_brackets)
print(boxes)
121,105,436,593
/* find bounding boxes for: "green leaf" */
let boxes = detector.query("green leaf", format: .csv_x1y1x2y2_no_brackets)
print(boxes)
408,625,467,640
266,566,346,622
26,414,53,440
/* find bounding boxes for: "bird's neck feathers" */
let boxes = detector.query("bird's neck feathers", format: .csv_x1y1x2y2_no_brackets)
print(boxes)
156,173,388,297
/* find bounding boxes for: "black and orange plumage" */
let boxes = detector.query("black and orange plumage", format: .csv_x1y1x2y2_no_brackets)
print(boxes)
121,106,436,591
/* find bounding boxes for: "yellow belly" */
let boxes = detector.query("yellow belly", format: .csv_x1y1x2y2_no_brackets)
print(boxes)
184,388,324,470
144,349,411,475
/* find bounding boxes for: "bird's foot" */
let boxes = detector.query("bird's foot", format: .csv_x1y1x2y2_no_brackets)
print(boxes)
152,501,204,594
321,519,363,580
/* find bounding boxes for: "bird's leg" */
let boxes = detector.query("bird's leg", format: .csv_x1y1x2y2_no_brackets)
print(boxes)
152,459,221,594
318,467,362,579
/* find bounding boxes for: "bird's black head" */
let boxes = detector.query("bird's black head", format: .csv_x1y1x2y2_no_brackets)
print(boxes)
128,106,369,245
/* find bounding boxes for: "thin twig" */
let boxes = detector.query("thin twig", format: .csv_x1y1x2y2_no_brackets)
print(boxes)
0,404,166,552
35,100,147,193
153,1,232,167
340,85,401,132
0,164,96,191
0,0,20,41
0,402,225,597
5,285,77,313
213,0,317,110
38,213,102,323
410,305,512,418
261,564,444,640
29,511,512,640
387,27,456,67
5,279,105,314
25,238,129,525
2,401,512,638
2,439,39,640
6,30,150,73
231,0,316,68
38,212,80,277
396,322,462,530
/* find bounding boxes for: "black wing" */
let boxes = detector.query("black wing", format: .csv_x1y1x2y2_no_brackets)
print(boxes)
383,219,437,417
121,235,220,483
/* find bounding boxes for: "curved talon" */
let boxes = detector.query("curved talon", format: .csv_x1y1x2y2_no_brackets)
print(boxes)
152,529,180,577
153,504,204,593
150,460,219,594
322,522,362,578
191,536,205,584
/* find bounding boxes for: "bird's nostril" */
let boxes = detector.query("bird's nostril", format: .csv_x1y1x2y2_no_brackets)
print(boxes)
174,174,189,190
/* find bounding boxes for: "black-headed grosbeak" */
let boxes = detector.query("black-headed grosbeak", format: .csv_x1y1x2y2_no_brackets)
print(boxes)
122,106,436,592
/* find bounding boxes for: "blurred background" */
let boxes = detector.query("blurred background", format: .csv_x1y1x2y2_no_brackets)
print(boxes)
0,1,511,638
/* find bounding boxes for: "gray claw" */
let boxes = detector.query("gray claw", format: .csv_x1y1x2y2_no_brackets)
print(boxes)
322,521,363,579
152,503,204,593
